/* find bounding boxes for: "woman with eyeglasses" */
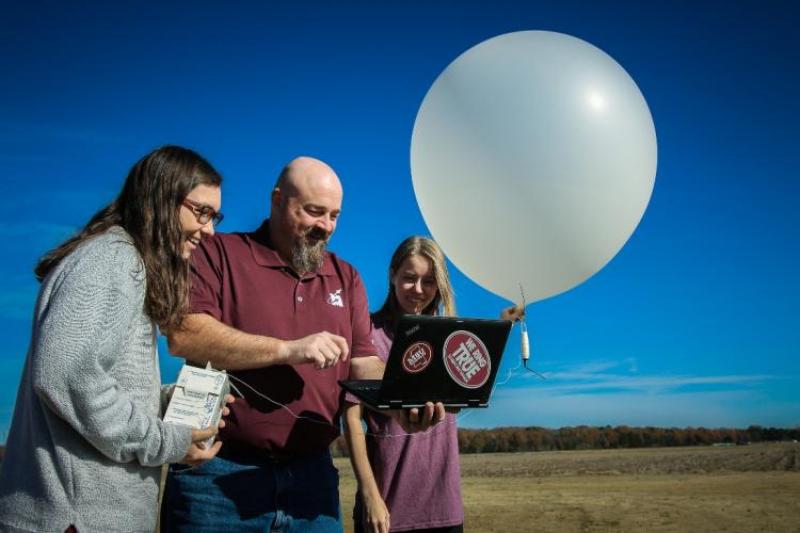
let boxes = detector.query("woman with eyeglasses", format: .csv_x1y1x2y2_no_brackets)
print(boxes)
0,146,231,533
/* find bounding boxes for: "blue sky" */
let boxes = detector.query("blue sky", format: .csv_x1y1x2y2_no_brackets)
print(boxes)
1,1,798,438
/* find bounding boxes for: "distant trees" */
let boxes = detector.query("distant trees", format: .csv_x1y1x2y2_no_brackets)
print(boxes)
3,427,795,463
455,425,799,454
329,425,800,457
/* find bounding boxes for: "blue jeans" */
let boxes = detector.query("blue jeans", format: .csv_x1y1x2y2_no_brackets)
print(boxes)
161,450,342,532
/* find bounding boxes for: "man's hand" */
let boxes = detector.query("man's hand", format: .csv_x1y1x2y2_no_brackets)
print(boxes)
281,332,350,369
390,401,447,433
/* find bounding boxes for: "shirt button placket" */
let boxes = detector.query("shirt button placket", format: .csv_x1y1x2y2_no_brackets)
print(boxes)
295,281,304,311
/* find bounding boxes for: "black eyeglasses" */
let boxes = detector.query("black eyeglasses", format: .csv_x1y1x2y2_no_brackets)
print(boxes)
182,198,224,226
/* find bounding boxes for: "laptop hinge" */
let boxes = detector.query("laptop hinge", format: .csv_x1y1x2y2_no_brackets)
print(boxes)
389,400,403,409
468,399,481,407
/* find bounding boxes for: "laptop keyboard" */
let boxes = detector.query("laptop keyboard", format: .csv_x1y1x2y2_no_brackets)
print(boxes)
345,380,381,392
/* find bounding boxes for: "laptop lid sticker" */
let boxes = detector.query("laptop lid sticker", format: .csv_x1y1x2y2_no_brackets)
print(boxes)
443,330,491,389
401,341,434,373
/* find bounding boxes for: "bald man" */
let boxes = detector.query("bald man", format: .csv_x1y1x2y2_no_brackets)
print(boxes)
161,157,443,532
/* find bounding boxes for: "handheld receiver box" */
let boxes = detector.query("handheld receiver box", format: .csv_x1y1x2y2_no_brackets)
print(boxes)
163,362,229,447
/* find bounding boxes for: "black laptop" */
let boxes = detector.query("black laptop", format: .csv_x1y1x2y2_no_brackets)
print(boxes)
339,314,512,409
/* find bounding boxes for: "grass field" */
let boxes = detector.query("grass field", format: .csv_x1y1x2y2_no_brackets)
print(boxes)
334,443,800,532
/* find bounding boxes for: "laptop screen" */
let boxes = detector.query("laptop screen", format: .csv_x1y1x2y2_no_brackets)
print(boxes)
376,314,512,407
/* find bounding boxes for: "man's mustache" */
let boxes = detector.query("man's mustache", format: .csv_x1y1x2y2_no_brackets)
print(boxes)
305,227,330,242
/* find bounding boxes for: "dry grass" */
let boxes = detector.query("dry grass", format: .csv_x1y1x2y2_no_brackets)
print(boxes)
335,443,800,532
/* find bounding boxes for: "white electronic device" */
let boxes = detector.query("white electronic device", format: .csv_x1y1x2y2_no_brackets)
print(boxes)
163,362,229,447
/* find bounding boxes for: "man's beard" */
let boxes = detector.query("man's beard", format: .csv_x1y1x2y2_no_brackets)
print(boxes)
291,228,329,274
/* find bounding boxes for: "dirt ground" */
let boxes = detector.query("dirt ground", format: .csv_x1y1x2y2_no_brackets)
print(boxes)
335,443,800,532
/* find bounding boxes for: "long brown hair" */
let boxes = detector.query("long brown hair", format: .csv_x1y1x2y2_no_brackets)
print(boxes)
374,236,456,331
35,146,222,331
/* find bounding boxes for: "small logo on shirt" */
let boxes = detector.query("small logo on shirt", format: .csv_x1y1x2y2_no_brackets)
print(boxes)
328,289,344,308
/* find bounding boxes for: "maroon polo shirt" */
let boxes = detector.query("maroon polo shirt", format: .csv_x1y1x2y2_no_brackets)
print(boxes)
188,220,375,455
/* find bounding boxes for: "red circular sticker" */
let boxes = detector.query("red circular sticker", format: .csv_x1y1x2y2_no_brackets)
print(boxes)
443,330,491,389
402,342,434,373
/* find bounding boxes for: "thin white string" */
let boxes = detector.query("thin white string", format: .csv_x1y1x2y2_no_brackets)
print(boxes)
227,373,455,439
225,318,531,440
495,361,522,388
454,361,522,425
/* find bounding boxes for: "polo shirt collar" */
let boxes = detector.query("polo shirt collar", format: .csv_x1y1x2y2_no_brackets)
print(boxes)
249,219,336,277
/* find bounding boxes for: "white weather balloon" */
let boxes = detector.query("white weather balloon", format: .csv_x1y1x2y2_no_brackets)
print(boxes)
411,31,657,304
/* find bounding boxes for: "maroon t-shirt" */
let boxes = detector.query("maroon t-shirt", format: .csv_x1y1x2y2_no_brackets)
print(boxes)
353,317,464,531
189,220,374,455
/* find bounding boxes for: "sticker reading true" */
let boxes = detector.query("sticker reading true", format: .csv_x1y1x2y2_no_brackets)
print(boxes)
443,330,491,389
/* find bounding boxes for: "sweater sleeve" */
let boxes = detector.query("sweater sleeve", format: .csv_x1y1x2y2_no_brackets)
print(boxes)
30,238,191,466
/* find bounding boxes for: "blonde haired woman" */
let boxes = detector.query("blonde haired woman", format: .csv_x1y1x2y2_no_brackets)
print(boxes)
344,236,462,533
345,236,521,533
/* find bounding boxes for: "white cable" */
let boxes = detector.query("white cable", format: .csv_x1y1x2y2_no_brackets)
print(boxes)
227,373,452,439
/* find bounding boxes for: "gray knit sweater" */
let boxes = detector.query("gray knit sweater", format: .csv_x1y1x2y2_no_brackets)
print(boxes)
0,227,192,532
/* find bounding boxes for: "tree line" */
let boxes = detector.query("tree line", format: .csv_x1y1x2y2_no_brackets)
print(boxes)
330,425,800,457
2,425,797,461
